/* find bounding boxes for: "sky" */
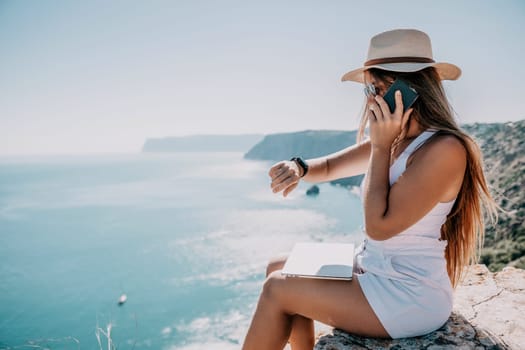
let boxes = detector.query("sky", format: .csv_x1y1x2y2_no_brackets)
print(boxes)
1,0,524,155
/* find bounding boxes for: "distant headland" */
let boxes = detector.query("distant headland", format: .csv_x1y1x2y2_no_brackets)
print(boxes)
142,134,264,153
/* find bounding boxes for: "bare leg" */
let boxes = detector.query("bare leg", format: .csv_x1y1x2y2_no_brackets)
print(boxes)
243,269,388,350
266,255,314,350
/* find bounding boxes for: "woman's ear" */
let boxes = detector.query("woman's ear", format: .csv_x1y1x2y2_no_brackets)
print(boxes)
399,109,413,140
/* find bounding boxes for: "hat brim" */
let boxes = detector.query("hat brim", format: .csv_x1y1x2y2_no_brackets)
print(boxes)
341,62,461,83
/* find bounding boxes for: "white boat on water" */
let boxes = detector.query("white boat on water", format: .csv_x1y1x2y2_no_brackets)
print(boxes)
118,294,127,305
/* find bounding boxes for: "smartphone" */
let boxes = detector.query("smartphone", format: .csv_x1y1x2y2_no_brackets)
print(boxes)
383,79,419,113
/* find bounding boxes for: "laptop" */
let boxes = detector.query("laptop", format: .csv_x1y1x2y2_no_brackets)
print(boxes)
281,242,355,280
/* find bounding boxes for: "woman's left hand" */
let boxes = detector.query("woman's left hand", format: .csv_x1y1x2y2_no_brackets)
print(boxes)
368,90,413,150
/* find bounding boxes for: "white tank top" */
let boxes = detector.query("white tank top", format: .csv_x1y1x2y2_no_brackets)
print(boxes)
389,130,456,238
357,130,455,290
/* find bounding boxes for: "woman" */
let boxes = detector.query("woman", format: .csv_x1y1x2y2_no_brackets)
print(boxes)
242,29,496,350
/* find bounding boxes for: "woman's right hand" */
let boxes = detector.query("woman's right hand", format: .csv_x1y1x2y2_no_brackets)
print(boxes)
268,160,301,197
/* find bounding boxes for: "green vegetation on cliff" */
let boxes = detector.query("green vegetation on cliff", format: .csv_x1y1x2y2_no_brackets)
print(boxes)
463,121,525,271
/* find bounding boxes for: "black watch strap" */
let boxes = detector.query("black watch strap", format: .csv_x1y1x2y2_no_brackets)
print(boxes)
290,157,309,177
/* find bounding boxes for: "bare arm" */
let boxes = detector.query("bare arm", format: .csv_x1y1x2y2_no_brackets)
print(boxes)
269,140,371,197
302,140,371,183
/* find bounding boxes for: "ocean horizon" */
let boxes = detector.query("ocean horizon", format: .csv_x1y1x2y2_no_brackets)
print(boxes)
0,151,364,349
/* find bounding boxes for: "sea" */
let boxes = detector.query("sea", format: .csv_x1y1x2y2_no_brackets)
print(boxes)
0,152,364,349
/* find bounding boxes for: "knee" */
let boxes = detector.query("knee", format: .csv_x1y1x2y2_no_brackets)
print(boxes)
261,270,286,304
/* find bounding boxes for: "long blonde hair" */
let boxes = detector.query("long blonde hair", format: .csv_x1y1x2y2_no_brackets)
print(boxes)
357,67,498,287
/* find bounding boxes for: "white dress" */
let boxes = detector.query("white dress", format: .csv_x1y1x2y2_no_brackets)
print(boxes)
355,130,455,339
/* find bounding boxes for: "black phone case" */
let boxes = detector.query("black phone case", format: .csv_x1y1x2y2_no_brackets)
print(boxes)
383,79,419,113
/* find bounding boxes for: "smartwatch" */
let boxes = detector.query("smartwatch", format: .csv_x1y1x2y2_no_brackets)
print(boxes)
290,157,309,177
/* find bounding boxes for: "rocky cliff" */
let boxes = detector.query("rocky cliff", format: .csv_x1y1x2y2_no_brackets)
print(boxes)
244,130,358,161
462,121,525,271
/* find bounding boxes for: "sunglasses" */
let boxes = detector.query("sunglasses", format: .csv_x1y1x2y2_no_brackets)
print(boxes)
363,83,377,98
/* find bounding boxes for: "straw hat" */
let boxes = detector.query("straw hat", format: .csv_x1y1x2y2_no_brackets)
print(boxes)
341,29,461,83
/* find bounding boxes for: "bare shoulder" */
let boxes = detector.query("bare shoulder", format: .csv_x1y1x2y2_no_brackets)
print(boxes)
408,133,467,201
410,133,467,167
